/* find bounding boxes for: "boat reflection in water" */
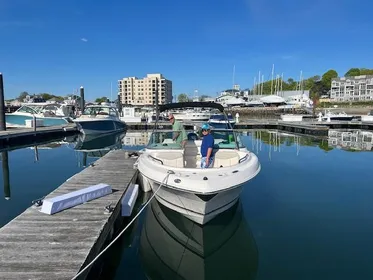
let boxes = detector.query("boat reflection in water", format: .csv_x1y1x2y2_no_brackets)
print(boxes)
140,199,258,280
70,132,125,166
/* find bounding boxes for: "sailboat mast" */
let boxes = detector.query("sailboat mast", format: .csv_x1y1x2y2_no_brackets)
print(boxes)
110,82,113,102
261,75,264,95
253,77,256,95
270,64,274,95
232,65,236,90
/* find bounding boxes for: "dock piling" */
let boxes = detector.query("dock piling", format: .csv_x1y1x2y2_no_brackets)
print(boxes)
2,151,10,200
80,86,85,111
0,73,6,131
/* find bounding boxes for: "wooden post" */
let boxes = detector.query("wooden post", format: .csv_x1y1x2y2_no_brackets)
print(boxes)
0,73,6,131
2,151,10,200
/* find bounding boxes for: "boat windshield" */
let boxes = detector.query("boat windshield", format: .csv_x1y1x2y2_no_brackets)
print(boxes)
147,131,183,150
210,129,244,149
83,106,117,116
146,129,245,150
16,105,43,114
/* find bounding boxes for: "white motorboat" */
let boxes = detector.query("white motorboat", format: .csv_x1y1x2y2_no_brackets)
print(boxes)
136,102,261,225
280,114,303,122
172,107,212,121
73,103,126,134
361,110,373,122
140,198,258,280
321,109,354,121
6,103,73,126
208,113,235,128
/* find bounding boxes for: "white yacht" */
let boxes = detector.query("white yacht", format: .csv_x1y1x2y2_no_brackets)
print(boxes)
172,108,212,121
208,113,235,128
216,94,247,107
320,109,354,121
6,103,73,126
73,103,126,134
361,110,373,122
136,102,261,225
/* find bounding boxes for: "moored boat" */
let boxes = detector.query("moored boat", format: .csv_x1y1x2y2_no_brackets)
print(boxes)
136,102,261,225
73,103,126,134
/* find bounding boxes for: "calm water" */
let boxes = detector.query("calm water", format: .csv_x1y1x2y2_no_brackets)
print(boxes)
1,130,373,280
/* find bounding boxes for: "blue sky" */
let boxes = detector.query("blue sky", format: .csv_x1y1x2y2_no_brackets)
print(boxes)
1,0,372,101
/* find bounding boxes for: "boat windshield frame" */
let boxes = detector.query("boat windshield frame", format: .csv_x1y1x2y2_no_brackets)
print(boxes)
82,106,119,117
16,105,42,114
146,128,244,150
152,102,240,149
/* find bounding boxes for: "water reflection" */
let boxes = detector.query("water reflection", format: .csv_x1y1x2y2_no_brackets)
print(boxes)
1,152,10,200
139,199,258,280
328,130,373,151
69,132,126,167
248,130,343,155
122,132,151,146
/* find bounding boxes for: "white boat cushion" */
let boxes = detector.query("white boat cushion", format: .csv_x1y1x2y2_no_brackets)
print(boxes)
213,150,240,168
153,152,184,168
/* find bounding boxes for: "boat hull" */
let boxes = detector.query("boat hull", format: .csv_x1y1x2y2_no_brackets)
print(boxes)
322,116,354,121
139,172,243,225
74,119,126,134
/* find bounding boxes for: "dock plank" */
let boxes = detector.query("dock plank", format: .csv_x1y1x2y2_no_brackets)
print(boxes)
0,149,138,280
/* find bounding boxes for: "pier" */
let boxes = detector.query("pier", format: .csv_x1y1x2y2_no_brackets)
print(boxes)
0,123,78,151
0,150,138,280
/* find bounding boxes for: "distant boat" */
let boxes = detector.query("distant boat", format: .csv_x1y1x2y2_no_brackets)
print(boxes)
73,103,126,134
6,103,73,126
321,109,354,121
208,113,235,128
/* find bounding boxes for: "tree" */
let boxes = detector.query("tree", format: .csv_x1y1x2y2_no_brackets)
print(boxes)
345,68,361,77
359,68,373,75
17,91,29,101
321,69,338,90
177,93,189,103
200,95,210,101
95,97,109,103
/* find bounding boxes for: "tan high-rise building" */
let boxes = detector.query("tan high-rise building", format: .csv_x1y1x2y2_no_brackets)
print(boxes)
118,73,173,105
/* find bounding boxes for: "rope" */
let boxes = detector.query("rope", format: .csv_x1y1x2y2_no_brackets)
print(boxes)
71,170,174,280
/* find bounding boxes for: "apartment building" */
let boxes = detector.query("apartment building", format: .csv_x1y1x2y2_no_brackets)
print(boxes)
330,75,373,102
118,73,172,105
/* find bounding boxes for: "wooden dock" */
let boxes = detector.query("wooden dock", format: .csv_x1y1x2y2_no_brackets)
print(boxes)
0,123,78,150
0,150,138,280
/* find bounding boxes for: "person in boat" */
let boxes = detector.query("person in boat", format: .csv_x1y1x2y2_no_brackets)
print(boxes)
200,123,215,168
168,113,187,147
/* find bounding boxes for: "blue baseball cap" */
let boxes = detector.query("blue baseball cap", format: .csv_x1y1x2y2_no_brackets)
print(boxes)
201,123,210,130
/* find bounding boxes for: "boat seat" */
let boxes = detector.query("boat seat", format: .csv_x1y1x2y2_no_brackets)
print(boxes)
183,140,201,168
152,152,184,168
213,150,240,168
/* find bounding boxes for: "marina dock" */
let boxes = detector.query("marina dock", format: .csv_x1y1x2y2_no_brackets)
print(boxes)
0,123,78,150
1,120,373,150
0,150,138,280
